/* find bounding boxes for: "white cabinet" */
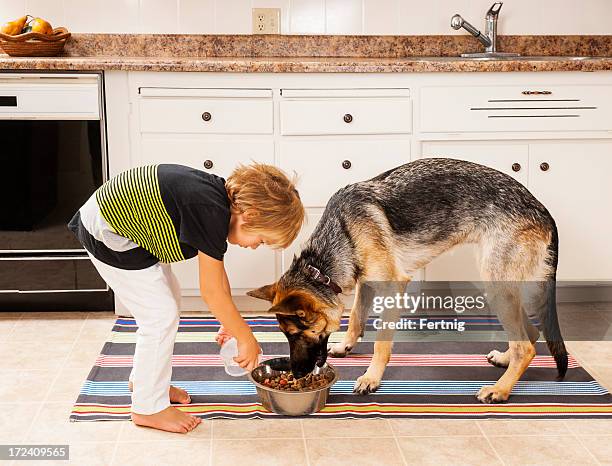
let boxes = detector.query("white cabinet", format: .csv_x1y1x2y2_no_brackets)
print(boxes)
139,88,273,134
280,140,410,207
529,141,612,281
280,98,412,135
170,243,277,296
421,142,529,281
134,87,277,295
421,140,612,281
115,72,612,307
136,137,276,293
421,142,529,185
420,85,612,133
281,211,323,273
139,137,274,175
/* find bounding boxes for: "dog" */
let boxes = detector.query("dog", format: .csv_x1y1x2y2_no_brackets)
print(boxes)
248,158,567,403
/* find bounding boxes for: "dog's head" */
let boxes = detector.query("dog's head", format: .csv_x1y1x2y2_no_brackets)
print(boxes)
248,281,344,378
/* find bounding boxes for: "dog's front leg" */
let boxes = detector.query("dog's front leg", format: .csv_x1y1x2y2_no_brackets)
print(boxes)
353,280,405,395
354,340,393,394
329,281,370,357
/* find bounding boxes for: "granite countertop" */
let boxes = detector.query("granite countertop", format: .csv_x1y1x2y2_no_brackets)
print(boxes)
2,55,612,73
1,34,611,73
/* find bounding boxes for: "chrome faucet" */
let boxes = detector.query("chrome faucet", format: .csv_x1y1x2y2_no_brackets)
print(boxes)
451,2,519,58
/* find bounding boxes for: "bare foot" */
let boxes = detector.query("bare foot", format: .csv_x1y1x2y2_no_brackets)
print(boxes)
169,385,191,404
131,406,202,433
128,382,191,404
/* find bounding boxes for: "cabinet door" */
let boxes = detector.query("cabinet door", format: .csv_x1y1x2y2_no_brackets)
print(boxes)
139,136,276,293
281,211,323,273
529,142,612,281
279,140,410,207
420,143,529,281
170,242,277,296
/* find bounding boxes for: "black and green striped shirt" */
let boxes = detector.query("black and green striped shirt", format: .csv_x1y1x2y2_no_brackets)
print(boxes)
69,164,230,269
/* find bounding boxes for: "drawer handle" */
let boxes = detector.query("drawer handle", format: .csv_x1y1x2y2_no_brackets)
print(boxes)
203,159,214,169
202,111,212,122
522,90,552,95
343,113,353,123
342,160,352,169
540,162,550,172
511,163,521,172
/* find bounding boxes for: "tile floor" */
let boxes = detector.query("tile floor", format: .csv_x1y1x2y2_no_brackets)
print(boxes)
1,304,612,465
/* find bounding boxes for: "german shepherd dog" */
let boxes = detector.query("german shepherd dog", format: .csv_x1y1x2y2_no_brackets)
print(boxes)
248,158,567,403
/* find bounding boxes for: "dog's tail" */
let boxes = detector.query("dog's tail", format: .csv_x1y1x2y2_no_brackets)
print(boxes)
542,222,568,381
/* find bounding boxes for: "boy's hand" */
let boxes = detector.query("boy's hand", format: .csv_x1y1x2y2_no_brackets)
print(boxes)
234,335,262,371
215,326,232,346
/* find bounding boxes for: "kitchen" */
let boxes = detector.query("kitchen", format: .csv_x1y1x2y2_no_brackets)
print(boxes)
1,0,612,465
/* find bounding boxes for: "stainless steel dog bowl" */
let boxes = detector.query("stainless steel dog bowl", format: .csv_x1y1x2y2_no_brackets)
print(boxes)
248,357,339,416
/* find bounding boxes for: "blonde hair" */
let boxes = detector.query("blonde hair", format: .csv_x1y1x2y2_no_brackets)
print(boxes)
225,163,305,249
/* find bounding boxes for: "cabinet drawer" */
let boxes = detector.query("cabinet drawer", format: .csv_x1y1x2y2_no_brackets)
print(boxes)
280,140,410,207
139,137,274,176
421,85,612,133
280,95,412,135
139,89,273,134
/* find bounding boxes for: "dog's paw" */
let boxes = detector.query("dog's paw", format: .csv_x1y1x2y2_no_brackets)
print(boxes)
353,374,381,395
476,385,510,404
486,349,509,368
328,342,353,358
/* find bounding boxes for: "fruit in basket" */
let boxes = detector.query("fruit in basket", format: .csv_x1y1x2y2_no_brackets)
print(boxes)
1,16,29,35
29,17,53,34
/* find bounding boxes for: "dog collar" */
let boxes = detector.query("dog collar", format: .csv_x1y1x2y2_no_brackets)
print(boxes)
306,265,342,294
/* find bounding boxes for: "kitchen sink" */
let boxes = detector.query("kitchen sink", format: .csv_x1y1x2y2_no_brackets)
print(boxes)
458,55,600,61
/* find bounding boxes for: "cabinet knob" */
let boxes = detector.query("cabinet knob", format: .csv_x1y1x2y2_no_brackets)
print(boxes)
202,111,212,122
540,162,550,172
203,159,214,169
343,113,353,123
342,160,352,169
511,163,521,172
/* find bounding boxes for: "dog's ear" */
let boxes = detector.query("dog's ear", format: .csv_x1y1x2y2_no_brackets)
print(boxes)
267,293,309,318
246,283,277,302
268,304,305,317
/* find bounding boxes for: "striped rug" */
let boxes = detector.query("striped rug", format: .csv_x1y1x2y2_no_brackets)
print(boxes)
71,316,612,420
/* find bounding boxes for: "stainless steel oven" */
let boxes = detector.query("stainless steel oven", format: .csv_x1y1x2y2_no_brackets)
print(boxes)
0,72,113,310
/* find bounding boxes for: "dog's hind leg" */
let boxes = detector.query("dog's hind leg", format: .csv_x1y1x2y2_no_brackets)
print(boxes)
477,283,536,403
486,310,539,368
329,281,371,357
476,226,551,403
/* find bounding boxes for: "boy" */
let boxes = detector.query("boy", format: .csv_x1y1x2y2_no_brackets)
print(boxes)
69,163,304,433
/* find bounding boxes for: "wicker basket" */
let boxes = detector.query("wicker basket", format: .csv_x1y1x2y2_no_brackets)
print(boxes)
0,27,71,57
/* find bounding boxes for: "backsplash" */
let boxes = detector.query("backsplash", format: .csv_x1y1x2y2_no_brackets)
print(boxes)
1,0,611,35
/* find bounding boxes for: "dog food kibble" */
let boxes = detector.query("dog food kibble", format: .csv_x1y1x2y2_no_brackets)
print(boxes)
261,372,330,391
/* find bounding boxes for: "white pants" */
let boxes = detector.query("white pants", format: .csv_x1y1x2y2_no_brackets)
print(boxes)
88,253,182,415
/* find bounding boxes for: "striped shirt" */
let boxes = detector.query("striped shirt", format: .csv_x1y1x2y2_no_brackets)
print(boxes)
69,164,230,269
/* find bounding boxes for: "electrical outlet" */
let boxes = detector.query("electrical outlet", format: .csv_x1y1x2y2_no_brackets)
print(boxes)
252,8,281,34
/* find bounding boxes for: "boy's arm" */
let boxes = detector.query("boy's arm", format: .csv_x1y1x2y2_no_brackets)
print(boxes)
222,268,231,294
215,268,233,345
198,252,261,370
